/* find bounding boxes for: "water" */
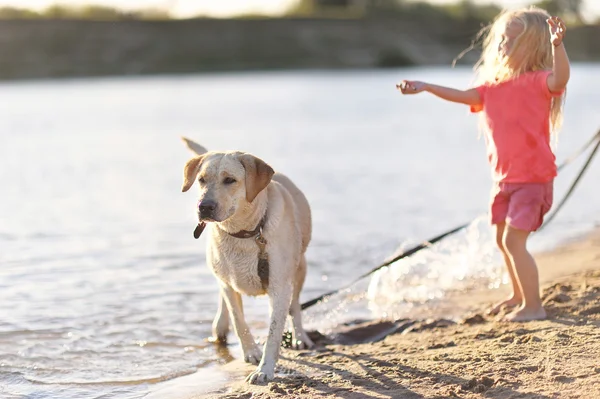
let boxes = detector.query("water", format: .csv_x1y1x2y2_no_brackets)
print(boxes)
1,64,599,398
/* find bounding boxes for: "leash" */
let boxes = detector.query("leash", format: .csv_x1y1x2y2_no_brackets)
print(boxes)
301,127,600,310
540,128,600,229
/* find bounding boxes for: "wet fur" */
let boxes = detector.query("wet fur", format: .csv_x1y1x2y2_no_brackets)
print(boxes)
180,137,314,384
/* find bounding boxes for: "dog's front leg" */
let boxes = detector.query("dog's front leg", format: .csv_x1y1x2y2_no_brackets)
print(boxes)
246,281,293,384
220,286,262,365
210,294,229,344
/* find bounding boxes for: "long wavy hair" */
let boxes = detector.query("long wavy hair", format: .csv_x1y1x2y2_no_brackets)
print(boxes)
471,7,566,136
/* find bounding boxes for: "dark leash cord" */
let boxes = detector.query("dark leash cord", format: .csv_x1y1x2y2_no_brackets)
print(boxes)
541,128,600,229
301,128,600,311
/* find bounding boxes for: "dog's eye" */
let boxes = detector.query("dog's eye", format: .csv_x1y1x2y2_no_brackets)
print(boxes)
223,177,236,185
198,177,206,184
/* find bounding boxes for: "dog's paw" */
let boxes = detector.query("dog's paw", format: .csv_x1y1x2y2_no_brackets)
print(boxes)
243,345,262,365
292,333,315,350
206,335,227,345
245,367,273,384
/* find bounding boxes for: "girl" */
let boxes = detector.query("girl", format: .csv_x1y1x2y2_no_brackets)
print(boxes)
397,7,570,322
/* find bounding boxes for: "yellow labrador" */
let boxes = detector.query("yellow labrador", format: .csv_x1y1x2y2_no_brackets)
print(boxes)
180,137,314,383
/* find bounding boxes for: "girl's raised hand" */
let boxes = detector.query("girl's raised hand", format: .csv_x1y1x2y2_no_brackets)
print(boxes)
396,80,426,95
547,16,566,47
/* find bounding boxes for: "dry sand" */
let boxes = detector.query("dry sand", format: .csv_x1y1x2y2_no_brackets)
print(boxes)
200,230,600,399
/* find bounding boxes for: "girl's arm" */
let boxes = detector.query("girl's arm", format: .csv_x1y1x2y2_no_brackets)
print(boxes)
547,17,570,92
397,81,481,106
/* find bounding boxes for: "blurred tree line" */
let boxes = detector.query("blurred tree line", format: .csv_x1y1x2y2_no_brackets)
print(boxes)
0,0,596,80
0,0,592,24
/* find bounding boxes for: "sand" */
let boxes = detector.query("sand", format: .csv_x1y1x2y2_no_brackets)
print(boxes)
199,230,600,399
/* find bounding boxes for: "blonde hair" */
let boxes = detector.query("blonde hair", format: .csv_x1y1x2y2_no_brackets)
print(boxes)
473,6,566,136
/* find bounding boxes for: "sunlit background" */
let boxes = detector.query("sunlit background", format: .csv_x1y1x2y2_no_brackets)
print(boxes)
0,1,599,398
0,0,599,19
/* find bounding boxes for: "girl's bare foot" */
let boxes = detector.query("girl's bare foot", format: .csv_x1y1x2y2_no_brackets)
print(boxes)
486,296,522,315
503,305,547,322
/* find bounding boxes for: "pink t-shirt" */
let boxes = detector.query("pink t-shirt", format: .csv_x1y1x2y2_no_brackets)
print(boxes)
470,70,563,183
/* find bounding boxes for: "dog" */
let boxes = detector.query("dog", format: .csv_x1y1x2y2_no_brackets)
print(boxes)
180,137,314,383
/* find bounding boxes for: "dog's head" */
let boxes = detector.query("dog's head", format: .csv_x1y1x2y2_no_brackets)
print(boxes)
181,151,274,222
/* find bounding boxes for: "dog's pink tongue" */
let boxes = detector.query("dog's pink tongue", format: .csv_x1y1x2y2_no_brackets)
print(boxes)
193,222,206,239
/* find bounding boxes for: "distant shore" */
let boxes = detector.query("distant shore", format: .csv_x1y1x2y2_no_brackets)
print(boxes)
0,17,598,81
199,229,600,398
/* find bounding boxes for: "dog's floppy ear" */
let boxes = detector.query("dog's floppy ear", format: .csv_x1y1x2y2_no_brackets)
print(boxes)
239,153,274,203
181,155,206,192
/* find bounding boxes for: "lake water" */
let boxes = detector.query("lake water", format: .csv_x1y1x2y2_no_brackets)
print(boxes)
1,64,599,398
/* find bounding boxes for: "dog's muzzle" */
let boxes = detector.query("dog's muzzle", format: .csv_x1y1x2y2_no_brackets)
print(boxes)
198,199,217,221
193,199,216,239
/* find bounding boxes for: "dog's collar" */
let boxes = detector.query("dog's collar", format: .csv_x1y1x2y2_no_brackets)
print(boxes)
192,212,270,291
226,211,270,291
226,213,268,239
192,213,267,240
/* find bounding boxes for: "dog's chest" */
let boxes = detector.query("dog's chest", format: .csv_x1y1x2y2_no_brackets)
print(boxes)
207,238,266,296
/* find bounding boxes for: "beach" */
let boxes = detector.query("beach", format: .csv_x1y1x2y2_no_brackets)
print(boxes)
200,229,600,398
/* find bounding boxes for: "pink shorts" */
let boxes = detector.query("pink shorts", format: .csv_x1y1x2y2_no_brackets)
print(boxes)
490,181,554,232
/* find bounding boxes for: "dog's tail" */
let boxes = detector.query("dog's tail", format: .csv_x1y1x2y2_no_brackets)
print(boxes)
181,137,209,155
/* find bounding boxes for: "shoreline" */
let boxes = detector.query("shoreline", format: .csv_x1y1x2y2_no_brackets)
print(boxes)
194,229,600,398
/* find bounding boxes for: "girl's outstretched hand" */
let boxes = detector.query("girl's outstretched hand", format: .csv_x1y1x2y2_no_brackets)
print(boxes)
547,16,566,47
396,80,427,94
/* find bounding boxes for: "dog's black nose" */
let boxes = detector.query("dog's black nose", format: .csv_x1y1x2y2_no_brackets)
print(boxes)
199,200,217,219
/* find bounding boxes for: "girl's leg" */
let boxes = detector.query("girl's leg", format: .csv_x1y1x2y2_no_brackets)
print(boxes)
502,225,546,321
487,222,523,315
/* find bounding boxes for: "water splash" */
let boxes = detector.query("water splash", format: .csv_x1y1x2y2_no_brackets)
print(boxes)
304,216,505,332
